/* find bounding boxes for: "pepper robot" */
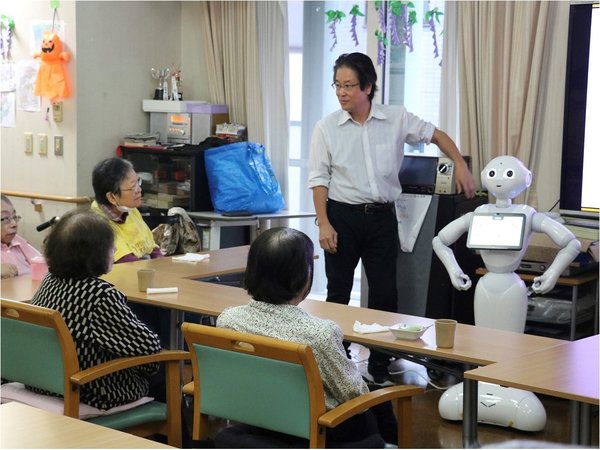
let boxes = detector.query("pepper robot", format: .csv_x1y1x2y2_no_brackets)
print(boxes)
433,156,581,431
432,155,580,332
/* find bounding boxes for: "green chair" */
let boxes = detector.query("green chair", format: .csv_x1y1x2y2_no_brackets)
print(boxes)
181,322,424,448
0,299,189,447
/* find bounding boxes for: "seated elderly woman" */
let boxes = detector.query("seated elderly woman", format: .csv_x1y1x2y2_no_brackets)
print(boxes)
90,157,161,263
217,227,397,445
1,194,42,279
30,210,162,409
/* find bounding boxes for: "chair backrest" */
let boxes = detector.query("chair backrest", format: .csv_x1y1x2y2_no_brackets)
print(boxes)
1,299,80,410
181,322,327,441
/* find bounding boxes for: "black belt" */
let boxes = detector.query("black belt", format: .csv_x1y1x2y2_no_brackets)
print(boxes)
328,199,394,214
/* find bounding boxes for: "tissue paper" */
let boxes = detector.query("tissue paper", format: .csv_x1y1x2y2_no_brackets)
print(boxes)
172,253,210,262
146,287,178,294
352,321,390,334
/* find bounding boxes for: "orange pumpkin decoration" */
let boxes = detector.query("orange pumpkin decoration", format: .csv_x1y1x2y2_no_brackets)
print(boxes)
34,31,70,101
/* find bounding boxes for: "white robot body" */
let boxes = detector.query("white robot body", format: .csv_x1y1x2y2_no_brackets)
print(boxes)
474,272,528,332
439,381,547,432
431,156,581,430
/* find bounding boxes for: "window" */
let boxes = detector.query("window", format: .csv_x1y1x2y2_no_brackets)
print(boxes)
287,1,444,301
385,0,445,156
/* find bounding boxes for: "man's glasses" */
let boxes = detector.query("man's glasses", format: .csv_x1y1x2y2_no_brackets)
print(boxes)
0,215,22,224
331,82,360,92
120,177,142,192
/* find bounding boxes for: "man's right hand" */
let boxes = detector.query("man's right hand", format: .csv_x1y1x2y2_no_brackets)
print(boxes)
319,222,338,254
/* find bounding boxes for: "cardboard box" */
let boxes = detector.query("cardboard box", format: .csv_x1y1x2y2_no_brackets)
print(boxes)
524,233,596,263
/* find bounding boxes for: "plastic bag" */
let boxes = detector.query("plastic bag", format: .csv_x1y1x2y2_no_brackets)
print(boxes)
204,142,285,213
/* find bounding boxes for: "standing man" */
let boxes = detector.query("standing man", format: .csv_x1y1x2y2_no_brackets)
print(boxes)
308,52,476,385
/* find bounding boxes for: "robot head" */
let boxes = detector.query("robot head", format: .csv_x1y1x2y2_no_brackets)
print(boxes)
481,156,532,200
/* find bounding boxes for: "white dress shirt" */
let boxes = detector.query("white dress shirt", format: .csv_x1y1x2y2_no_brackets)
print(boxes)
308,103,435,204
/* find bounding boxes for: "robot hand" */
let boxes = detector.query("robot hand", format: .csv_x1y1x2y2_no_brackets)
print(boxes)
450,271,472,291
531,273,559,295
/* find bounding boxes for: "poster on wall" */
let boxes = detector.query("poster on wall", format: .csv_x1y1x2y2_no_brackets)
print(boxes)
16,60,40,111
1,91,16,127
0,62,15,92
0,59,16,127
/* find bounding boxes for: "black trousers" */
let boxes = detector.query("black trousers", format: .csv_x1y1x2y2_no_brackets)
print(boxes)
324,200,399,366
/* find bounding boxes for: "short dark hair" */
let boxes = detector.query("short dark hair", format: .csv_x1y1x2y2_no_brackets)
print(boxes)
333,52,378,102
244,227,314,305
92,157,134,206
44,210,114,279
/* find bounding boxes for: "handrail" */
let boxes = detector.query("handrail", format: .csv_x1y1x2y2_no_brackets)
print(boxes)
0,190,92,205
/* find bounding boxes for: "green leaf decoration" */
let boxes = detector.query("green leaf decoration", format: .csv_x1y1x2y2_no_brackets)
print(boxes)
350,5,364,17
326,10,346,23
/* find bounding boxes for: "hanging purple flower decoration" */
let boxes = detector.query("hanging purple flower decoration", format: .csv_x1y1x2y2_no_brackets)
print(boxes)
397,2,416,53
388,3,401,46
425,8,443,60
387,2,403,47
0,15,15,61
349,5,364,47
326,10,346,51
375,1,387,65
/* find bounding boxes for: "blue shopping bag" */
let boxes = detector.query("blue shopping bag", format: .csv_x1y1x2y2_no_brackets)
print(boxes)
204,142,285,213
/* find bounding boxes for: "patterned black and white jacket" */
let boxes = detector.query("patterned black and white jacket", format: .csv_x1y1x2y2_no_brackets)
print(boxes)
30,274,162,409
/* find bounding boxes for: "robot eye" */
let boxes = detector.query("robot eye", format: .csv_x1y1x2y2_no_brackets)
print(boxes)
487,169,497,178
503,169,515,178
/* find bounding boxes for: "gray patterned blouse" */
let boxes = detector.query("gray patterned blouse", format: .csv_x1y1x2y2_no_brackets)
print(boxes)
217,299,369,410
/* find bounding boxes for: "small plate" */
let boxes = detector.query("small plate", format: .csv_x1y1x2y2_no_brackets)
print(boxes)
389,323,431,340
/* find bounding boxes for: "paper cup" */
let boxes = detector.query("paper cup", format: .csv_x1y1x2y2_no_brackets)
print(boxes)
137,269,156,292
435,319,457,348
30,256,48,281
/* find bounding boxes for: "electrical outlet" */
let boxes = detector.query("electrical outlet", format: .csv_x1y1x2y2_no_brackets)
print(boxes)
54,135,64,156
52,102,63,123
39,133,48,155
24,132,33,154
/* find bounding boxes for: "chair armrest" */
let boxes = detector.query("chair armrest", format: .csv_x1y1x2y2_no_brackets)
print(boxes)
317,385,423,428
70,350,189,386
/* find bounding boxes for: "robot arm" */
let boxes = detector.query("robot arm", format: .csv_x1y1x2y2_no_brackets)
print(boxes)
530,214,581,294
432,212,473,291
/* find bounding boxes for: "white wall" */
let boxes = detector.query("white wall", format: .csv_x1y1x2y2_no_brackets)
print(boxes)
1,1,200,249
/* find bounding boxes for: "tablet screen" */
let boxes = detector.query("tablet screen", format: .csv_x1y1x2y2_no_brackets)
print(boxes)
467,213,526,250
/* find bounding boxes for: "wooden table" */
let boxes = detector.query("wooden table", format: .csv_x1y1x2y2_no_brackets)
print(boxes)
0,245,568,448
0,402,173,448
464,335,599,446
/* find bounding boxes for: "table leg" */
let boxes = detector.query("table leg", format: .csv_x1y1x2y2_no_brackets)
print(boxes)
570,285,578,341
209,225,221,250
594,281,599,335
463,377,480,448
569,400,581,444
579,402,591,445
170,309,183,350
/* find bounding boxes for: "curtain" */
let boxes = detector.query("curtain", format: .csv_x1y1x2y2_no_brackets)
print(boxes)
254,2,289,204
198,1,289,204
439,1,460,149
457,1,551,205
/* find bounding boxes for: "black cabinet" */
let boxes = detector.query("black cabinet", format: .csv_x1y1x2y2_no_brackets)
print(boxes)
119,145,213,212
